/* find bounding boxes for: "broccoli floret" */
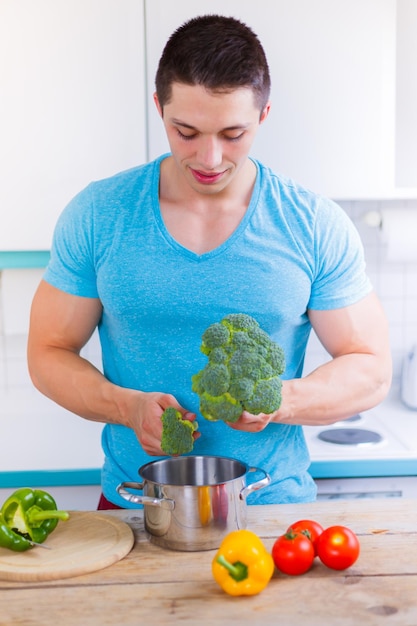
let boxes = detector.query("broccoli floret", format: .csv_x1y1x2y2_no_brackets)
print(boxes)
200,363,230,396
201,322,230,354
244,378,283,415
199,392,243,423
228,349,265,381
191,314,286,423
228,377,255,402
209,347,228,364
268,343,286,375
222,313,259,332
161,408,198,455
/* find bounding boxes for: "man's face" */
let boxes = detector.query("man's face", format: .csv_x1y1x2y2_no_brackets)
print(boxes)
154,83,269,195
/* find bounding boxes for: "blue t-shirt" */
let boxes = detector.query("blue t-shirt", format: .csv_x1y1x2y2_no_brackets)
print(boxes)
44,155,371,506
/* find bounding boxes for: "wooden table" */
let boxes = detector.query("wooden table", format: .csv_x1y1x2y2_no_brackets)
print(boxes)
1,498,417,625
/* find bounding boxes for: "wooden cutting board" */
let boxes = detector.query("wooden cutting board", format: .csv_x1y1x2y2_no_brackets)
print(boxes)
0,511,135,582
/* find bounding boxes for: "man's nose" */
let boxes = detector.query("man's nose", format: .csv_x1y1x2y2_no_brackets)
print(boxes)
197,136,222,169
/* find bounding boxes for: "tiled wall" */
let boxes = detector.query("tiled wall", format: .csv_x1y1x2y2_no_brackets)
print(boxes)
304,198,417,380
357,199,417,378
1,199,417,398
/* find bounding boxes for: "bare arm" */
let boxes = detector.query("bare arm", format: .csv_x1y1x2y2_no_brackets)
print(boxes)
279,291,392,425
27,281,196,454
231,291,392,431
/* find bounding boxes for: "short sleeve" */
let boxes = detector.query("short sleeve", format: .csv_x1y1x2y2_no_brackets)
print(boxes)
308,199,372,310
43,184,99,298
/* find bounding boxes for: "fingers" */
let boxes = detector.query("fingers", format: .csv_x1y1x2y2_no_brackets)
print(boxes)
227,411,271,432
136,393,198,455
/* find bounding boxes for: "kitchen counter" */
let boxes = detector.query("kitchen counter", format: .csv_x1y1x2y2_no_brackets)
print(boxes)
1,498,417,625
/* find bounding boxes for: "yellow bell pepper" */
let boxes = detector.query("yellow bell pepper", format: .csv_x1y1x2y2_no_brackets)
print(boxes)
212,529,274,596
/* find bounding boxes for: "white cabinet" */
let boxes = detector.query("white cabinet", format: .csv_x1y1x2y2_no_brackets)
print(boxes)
0,0,147,251
395,0,417,189
1,0,414,254
145,0,397,199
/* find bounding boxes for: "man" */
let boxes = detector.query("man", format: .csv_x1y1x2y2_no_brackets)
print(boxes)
27,15,392,507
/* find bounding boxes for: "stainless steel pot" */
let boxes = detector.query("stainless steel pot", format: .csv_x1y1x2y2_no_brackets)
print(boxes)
117,455,270,551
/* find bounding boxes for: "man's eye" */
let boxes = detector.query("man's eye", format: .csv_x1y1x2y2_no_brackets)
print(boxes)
224,133,244,142
176,129,196,141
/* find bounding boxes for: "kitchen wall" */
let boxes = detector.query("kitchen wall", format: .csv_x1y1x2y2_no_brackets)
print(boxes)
1,196,417,396
1,1,416,504
304,198,417,381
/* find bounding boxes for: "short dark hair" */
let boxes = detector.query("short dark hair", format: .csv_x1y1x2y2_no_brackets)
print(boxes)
155,14,271,112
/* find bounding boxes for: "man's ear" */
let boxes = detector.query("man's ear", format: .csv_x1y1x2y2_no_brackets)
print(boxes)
153,92,163,118
259,101,271,124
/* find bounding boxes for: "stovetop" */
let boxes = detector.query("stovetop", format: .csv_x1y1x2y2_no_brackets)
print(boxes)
303,389,417,478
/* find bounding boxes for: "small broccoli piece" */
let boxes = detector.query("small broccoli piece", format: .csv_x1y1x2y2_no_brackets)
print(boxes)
161,408,198,455
191,314,286,423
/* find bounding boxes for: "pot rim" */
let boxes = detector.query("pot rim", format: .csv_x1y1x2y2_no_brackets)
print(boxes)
138,454,249,487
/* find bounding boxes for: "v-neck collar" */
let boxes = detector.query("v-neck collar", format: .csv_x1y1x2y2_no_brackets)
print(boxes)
152,155,261,261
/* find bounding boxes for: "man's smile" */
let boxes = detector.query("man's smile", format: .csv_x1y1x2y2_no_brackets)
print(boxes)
189,168,227,184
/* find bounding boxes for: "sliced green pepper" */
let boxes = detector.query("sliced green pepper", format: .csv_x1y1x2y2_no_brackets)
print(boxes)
0,512,32,551
0,487,69,551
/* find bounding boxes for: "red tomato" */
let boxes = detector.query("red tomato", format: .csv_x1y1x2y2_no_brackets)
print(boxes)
316,525,360,570
271,531,315,575
287,519,324,555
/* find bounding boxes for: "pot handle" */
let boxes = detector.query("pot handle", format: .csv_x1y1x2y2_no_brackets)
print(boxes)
116,481,175,510
239,467,271,500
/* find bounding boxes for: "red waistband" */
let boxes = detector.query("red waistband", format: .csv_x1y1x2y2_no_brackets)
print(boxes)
97,493,123,510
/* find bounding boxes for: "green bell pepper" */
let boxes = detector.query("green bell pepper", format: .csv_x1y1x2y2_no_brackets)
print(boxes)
0,512,32,551
0,487,69,551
